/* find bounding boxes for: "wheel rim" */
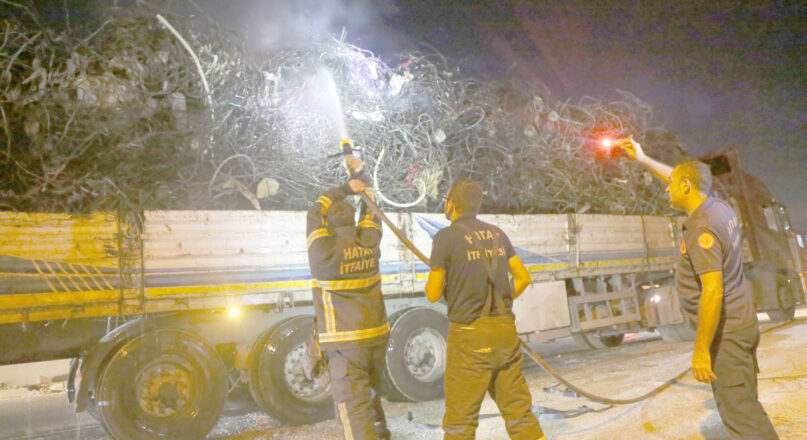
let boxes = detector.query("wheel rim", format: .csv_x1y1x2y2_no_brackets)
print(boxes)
282,343,330,403
96,329,226,440
135,358,196,418
403,327,446,383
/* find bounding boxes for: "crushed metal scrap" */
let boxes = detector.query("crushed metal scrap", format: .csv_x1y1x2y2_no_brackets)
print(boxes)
1,2,688,215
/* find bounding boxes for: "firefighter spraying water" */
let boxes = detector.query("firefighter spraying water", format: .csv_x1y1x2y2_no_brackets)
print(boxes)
305,150,391,439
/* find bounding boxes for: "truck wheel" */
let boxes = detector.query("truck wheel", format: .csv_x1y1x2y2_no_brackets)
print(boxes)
599,333,625,347
382,307,448,402
658,323,696,343
95,328,226,440
766,285,796,321
249,315,334,425
572,331,624,349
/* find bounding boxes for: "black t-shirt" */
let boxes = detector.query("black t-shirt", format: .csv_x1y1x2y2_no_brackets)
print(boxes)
676,196,757,332
430,215,516,324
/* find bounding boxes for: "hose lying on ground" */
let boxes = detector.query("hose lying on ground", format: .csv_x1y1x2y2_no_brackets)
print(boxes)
519,317,803,405
407,318,804,429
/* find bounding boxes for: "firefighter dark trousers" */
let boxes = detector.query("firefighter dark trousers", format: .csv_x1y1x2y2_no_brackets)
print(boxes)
710,323,778,440
443,316,545,440
326,343,390,440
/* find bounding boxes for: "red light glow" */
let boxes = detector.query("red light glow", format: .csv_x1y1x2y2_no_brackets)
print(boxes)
598,138,615,152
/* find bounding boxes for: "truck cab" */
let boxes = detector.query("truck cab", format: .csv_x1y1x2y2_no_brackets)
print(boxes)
701,147,805,320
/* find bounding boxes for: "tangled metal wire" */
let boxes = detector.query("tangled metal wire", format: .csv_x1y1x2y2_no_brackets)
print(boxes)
0,1,689,215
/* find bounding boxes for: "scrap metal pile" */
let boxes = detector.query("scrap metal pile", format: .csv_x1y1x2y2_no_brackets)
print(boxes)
0,3,689,215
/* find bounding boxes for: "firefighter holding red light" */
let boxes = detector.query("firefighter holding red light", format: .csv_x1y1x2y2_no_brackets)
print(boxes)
306,155,390,440
617,138,778,440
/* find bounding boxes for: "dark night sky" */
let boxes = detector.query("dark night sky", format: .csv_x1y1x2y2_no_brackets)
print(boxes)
378,0,807,226
198,0,806,226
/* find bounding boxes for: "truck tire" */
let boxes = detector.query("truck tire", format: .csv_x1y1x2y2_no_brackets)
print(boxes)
95,328,226,440
572,331,625,349
382,307,448,402
249,315,334,425
599,333,625,347
766,285,796,321
657,323,696,343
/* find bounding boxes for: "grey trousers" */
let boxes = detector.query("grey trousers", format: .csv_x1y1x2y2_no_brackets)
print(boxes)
326,343,390,440
710,323,778,440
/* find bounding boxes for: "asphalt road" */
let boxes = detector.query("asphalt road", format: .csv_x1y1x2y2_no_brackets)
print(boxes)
1,310,805,440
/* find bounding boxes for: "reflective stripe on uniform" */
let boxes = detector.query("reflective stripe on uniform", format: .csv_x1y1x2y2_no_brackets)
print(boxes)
357,219,380,229
322,289,336,333
337,402,354,440
314,273,381,291
318,322,390,344
306,227,330,248
316,196,332,213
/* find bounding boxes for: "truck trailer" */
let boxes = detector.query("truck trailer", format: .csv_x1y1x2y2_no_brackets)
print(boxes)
0,148,802,439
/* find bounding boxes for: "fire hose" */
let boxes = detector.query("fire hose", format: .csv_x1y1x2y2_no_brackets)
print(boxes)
357,190,687,405
329,129,803,430
356,187,803,412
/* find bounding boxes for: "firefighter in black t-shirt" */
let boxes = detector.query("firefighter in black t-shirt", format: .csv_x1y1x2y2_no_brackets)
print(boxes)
618,139,778,439
306,155,390,440
425,179,545,440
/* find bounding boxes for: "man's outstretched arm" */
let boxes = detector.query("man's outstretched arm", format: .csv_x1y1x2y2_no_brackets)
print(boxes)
616,138,674,184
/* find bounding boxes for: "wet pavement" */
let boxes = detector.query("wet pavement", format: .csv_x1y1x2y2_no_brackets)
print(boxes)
209,317,807,440
2,315,805,440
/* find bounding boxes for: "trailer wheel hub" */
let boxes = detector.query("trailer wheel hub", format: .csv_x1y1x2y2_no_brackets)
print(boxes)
404,328,446,383
284,344,330,402
136,363,193,417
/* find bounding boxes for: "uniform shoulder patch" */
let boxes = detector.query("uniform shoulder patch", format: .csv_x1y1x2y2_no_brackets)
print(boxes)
698,232,715,250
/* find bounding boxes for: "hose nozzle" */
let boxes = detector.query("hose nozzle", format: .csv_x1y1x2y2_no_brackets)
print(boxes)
339,138,354,156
